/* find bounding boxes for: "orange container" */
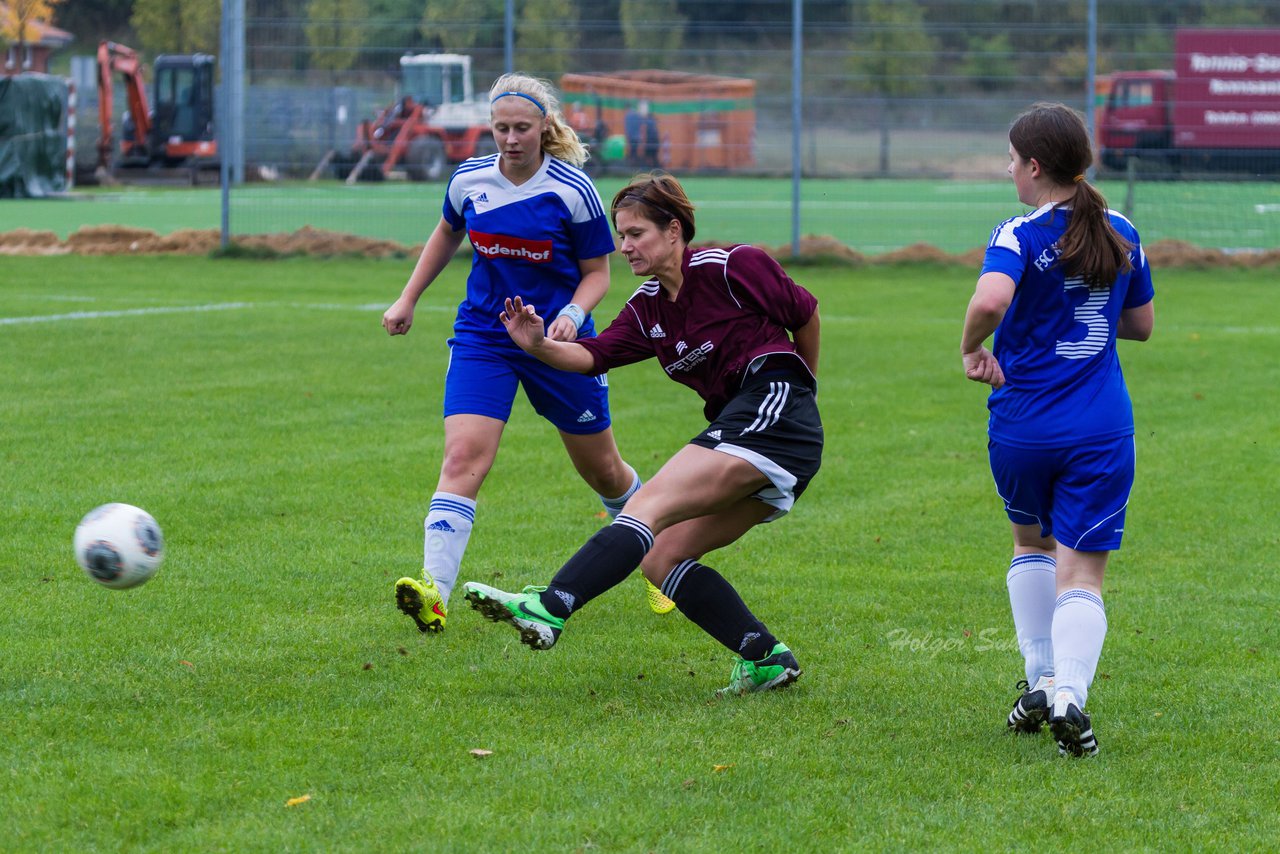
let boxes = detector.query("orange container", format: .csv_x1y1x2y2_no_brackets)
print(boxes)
560,70,755,171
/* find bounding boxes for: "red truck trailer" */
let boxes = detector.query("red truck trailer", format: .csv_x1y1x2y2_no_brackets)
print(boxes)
1099,28,1280,171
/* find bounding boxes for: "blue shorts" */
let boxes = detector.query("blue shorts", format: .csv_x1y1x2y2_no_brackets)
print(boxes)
443,337,612,435
988,436,1135,552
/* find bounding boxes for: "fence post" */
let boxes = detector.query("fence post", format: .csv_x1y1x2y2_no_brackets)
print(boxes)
1123,156,1137,220
220,0,245,249
790,0,802,259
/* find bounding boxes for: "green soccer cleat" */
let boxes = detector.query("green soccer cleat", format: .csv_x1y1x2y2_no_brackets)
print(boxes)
462,581,565,650
395,575,447,633
717,642,802,697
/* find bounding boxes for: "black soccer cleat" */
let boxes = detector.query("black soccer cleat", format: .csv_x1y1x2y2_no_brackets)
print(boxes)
1049,691,1099,757
1008,675,1054,734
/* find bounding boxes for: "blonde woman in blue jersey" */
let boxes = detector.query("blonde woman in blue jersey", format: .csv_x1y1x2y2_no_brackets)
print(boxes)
382,73,674,634
961,102,1155,757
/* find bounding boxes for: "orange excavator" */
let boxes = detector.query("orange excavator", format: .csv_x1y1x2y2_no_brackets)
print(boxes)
96,40,218,176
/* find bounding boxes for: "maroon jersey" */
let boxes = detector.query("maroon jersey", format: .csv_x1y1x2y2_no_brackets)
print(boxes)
577,245,818,420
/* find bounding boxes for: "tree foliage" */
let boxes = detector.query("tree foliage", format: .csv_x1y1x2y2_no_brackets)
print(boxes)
848,0,936,98
50,0,134,47
131,0,218,54
2,0,64,46
418,0,503,52
305,0,367,72
620,0,683,54
515,0,577,74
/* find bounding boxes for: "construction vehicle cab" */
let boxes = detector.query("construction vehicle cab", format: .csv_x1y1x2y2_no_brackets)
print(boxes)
97,40,217,177
333,53,494,183
148,54,217,164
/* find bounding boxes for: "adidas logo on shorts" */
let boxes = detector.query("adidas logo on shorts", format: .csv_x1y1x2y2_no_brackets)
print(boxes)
707,429,722,441
577,409,597,423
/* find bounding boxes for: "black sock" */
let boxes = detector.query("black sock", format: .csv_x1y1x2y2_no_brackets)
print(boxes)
538,514,654,619
662,560,777,660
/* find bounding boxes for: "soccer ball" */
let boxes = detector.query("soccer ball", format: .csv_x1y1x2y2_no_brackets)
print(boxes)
73,503,165,589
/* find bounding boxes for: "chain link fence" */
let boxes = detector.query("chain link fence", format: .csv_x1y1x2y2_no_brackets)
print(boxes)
64,1,1280,253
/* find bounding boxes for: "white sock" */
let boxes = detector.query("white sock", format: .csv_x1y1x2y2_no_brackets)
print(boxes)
599,465,641,519
1052,589,1107,708
1007,553,1056,684
423,491,475,605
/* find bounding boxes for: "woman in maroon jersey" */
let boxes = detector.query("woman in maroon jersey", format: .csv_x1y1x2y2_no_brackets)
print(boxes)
462,172,824,697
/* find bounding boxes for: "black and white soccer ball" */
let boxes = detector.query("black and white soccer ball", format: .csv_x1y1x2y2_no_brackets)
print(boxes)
73,503,165,590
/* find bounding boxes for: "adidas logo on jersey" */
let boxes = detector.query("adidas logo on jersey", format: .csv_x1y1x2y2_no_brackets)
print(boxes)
577,409,597,423
649,323,666,338
707,429,722,441
475,192,489,203
426,519,456,533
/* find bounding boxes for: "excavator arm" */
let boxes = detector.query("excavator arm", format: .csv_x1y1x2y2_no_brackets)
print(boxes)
96,40,152,170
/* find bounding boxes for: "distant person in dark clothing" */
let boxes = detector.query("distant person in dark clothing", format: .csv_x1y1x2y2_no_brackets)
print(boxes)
624,100,661,167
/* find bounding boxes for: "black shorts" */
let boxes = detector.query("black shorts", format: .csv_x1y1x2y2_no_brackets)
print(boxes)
689,370,823,520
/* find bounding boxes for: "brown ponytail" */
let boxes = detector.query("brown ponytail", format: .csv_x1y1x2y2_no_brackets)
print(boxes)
1010,102,1133,288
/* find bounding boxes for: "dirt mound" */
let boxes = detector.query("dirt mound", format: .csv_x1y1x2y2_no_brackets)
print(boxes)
872,242,959,265
64,225,164,254
237,225,414,258
0,227,68,255
1145,239,1280,269
0,226,1276,268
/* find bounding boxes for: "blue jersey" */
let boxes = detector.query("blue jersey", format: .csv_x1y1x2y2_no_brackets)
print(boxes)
442,154,616,344
980,203,1155,449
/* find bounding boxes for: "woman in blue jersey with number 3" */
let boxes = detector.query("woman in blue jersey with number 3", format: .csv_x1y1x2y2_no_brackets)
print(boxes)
382,73,674,635
961,103,1155,758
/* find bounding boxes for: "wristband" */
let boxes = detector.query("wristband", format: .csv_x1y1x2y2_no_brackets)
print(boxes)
555,303,586,331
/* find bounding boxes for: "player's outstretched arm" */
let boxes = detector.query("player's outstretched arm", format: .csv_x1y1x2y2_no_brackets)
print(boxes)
383,218,465,336
501,296,596,374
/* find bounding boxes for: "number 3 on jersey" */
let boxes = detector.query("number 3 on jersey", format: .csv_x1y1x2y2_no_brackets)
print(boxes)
1056,277,1110,360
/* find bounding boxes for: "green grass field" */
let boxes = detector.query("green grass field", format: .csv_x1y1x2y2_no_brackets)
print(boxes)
2,254,1278,851
5,175,1280,253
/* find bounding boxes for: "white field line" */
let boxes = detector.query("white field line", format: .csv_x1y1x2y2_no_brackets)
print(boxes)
4,301,1273,336
0,300,450,326
0,302,252,325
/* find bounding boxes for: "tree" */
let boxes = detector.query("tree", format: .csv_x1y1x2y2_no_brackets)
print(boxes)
47,0,133,48
620,0,683,55
958,31,1015,93
515,0,577,76
130,0,218,54
848,0,937,174
419,0,503,53
305,0,367,73
2,0,63,70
